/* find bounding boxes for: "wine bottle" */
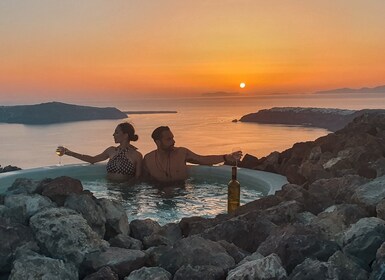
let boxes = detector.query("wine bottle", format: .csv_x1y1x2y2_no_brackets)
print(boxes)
228,166,240,213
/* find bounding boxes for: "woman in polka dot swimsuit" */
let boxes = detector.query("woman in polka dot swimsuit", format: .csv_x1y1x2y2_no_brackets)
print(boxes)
57,122,143,182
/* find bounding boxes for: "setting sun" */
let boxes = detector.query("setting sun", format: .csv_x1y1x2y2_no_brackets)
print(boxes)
240,82,246,89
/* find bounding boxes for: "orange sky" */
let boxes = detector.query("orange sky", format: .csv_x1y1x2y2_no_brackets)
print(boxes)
1,1,385,102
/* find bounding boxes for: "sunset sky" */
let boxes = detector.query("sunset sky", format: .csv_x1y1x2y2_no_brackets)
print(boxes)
1,0,385,102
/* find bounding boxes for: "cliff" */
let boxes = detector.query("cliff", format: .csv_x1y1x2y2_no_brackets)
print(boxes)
239,107,385,132
0,102,127,124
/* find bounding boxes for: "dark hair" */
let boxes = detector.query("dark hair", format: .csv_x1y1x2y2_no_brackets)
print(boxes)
118,122,138,142
151,126,170,142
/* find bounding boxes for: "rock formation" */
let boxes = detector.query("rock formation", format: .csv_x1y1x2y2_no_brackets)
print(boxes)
0,112,385,279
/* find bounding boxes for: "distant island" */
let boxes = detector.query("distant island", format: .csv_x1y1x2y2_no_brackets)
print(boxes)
315,84,385,94
0,102,177,125
239,107,385,132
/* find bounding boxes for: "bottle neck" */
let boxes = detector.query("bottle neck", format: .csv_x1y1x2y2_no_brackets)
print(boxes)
231,166,237,180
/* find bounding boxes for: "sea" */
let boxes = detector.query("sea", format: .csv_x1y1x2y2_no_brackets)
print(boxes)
1,93,384,169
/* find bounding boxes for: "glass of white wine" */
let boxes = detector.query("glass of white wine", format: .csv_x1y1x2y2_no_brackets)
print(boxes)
56,145,65,166
231,147,242,167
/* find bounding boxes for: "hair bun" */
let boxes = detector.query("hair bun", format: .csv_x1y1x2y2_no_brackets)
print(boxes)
131,134,139,141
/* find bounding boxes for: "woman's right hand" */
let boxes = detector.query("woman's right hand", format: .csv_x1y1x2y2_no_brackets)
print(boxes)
56,146,66,156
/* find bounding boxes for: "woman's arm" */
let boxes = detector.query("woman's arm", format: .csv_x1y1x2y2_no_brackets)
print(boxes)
59,146,110,164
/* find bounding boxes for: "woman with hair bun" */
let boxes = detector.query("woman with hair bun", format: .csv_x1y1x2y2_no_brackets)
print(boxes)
56,122,142,181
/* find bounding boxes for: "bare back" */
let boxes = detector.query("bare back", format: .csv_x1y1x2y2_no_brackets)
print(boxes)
143,147,190,182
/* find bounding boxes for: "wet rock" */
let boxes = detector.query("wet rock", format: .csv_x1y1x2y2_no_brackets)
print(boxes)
158,236,235,274
65,193,106,238
257,224,340,273
338,217,385,270
130,219,162,242
29,207,108,265
109,234,143,250
125,266,171,280
9,251,78,280
39,176,83,206
83,266,118,280
227,253,287,280
143,222,182,249
98,198,130,240
81,247,147,279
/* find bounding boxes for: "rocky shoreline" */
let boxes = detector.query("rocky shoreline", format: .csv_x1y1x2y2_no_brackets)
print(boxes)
0,112,385,279
239,107,385,132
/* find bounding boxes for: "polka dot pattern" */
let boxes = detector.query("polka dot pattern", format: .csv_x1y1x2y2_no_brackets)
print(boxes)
106,148,135,176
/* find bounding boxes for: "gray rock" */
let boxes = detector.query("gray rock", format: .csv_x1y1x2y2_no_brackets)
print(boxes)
351,175,385,214
227,253,287,280
257,224,340,273
109,234,143,250
328,250,368,280
84,266,119,280
143,223,182,249
6,178,41,195
288,258,333,280
201,215,277,252
125,266,171,280
130,219,161,242
237,251,264,266
81,247,147,279
338,217,385,270
217,240,250,264
29,207,108,265
4,193,54,219
173,265,225,280
98,198,130,239
158,236,235,274
0,218,35,273
65,193,106,238
144,245,172,267
311,204,369,241
9,252,78,280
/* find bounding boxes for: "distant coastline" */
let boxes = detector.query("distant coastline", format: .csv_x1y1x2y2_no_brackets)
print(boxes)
0,102,177,125
239,107,385,132
314,84,385,94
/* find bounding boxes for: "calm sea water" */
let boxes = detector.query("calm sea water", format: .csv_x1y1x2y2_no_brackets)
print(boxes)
1,93,384,169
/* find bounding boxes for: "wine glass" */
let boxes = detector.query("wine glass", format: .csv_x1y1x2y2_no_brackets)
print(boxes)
56,145,65,166
231,147,242,167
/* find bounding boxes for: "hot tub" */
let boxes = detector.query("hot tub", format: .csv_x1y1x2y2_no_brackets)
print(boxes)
0,164,288,224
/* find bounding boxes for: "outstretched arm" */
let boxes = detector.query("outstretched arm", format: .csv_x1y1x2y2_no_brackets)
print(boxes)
185,148,242,166
57,146,110,164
